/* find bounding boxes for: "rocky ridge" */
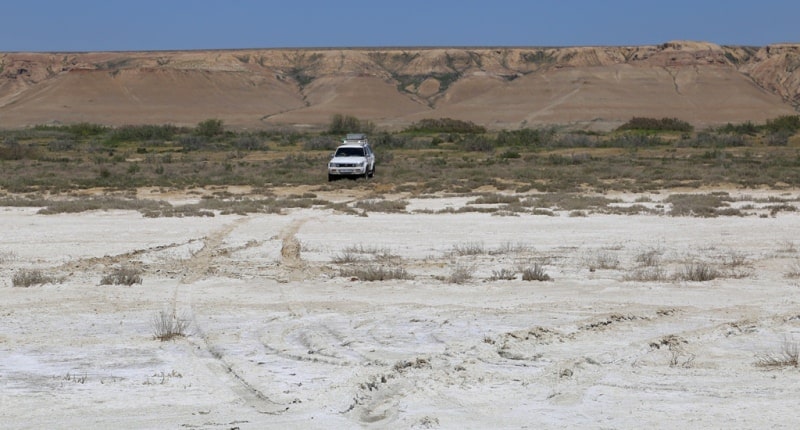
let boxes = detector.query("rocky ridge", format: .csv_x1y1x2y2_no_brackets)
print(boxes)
1,41,798,130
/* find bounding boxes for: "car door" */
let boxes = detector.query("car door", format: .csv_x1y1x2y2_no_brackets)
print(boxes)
365,145,375,169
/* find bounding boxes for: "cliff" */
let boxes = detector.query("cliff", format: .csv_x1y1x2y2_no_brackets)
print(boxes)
1,41,798,130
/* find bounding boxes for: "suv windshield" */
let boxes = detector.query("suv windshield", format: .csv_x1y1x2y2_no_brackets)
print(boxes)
335,147,365,157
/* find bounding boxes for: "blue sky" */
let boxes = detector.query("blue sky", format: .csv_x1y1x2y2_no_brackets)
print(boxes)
2,0,797,52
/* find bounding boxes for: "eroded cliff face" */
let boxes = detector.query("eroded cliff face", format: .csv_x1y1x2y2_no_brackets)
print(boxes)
1,41,798,130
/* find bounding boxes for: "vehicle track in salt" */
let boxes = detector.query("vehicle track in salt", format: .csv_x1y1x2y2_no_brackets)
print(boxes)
169,217,290,415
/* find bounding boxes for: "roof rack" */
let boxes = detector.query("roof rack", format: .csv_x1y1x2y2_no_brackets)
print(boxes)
343,133,368,144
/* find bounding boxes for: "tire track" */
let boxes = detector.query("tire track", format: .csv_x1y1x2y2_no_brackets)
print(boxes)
169,217,290,415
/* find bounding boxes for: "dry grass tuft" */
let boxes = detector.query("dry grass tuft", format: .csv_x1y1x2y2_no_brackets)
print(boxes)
12,269,59,287
339,265,411,281
449,242,486,256
151,310,191,341
100,265,143,286
489,268,517,281
676,262,719,282
447,264,475,284
520,263,551,281
756,340,799,368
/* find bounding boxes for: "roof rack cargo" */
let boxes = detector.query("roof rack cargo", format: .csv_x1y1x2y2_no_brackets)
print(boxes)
344,133,368,144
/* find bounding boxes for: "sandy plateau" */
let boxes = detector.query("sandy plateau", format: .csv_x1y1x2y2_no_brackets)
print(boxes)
3,189,800,429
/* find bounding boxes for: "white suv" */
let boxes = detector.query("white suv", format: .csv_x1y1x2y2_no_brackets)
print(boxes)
327,134,376,181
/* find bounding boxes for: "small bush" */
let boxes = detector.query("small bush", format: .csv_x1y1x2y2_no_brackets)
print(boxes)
340,265,411,281
151,309,191,341
405,118,486,134
450,242,486,256
785,261,800,279
447,264,474,284
489,268,516,281
100,265,143,286
12,269,57,287
303,136,339,151
756,340,799,368
520,263,551,281
328,114,374,135
353,199,408,213
623,266,667,282
195,119,224,138
764,115,800,133
665,193,727,217
586,251,620,270
636,249,662,267
332,251,363,264
617,117,693,132
676,262,718,282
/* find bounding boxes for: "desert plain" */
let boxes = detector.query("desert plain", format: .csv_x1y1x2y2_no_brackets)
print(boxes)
2,186,800,429
3,40,800,429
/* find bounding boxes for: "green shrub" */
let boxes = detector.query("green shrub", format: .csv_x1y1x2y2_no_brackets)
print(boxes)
617,117,693,132
195,119,224,138
328,114,374,135
495,128,550,146
764,115,800,133
405,118,486,134
106,124,180,144
303,136,338,150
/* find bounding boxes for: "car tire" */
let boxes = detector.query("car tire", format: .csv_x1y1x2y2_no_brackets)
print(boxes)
368,165,375,178
328,174,337,182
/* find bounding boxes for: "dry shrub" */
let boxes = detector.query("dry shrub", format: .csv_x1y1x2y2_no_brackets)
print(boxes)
331,251,363,264
586,250,620,271
520,263,551,281
340,265,411,281
447,264,474,284
676,262,719,282
101,265,143,285
353,199,408,213
489,268,516,281
635,248,662,267
623,266,668,282
12,269,58,287
151,310,191,341
785,261,800,279
756,341,799,368
450,242,486,256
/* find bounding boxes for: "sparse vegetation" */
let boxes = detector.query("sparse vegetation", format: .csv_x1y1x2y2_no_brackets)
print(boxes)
520,263,551,281
489,268,517,281
100,265,143,286
151,309,191,341
447,264,475,284
676,262,719,282
450,242,487,256
617,117,693,132
12,269,59,287
339,265,411,281
756,340,799,368
0,114,799,202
